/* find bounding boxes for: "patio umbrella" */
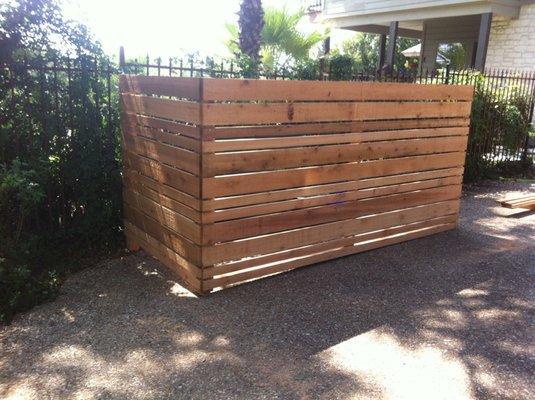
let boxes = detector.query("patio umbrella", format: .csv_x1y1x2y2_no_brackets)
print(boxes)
401,43,451,64
401,43,421,58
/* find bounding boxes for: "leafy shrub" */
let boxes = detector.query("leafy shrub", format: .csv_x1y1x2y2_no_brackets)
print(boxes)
293,58,321,80
466,77,533,180
327,54,356,81
0,259,60,323
0,160,45,245
236,53,262,78
0,0,123,324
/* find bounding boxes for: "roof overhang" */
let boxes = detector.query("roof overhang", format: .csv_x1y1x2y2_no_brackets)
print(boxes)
344,24,423,39
321,0,523,34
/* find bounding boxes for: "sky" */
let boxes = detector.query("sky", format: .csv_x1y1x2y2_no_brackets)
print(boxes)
62,0,353,60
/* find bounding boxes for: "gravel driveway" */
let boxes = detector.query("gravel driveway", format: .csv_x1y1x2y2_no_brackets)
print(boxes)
1,181,534,400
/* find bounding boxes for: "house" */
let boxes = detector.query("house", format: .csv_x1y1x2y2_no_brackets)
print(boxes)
309,1,535,71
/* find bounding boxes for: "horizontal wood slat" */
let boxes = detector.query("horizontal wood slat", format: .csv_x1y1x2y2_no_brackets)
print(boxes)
202,101,472,125
124,188,201,244
123,168,201,211
124,151,200,197
202,152,466,198
203,79,474,102
500,194,535,209
122,113,201,151
203,136,468,176
202,175,463,223
123,131,200,175
125,222,202,292
204,214,458,278
202,200,460,266
203,185,462,244
202,167,464,211
120,76,473,294
123,112,201,139
203,126,469,152
206,118,470,140
120,75,201,100
121,94,201,124
123,170,201,222
203,221,457,290
124,203,201,265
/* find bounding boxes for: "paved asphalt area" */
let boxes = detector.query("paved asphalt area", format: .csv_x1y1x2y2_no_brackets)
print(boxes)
1,181,534,400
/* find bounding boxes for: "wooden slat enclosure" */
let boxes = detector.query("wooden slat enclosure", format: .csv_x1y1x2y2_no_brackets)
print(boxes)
120,75,473,294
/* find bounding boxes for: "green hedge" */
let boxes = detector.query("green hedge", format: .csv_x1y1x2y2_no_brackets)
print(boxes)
465,74,533,180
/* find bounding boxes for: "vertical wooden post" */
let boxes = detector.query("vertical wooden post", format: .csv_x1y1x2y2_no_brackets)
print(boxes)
385,21,399,72
378,34,386,71
475,13,492,71
199,77,205,291
119,46,125,72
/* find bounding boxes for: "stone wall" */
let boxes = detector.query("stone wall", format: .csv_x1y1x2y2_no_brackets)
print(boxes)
486,3,535,71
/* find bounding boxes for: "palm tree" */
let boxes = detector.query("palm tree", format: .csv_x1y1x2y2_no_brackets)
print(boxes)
261,7,324,72
237,0,264,75
226,6,325,73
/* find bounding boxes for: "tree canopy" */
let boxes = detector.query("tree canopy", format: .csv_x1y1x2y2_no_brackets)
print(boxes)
0,0,102,63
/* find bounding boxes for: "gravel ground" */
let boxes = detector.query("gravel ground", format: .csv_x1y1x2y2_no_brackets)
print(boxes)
1,181,534,400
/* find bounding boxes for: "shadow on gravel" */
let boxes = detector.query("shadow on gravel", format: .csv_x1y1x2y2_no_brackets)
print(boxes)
1,184,534,399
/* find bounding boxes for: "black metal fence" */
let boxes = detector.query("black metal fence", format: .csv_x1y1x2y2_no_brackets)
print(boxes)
120,54,291,80
1,56,118,160
4,53,532,183
0,55,122,250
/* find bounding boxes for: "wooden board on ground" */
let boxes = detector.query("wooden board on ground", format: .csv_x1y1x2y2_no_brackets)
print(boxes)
500,194,535,210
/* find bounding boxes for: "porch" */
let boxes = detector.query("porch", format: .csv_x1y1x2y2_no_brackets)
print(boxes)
312,0,528,71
